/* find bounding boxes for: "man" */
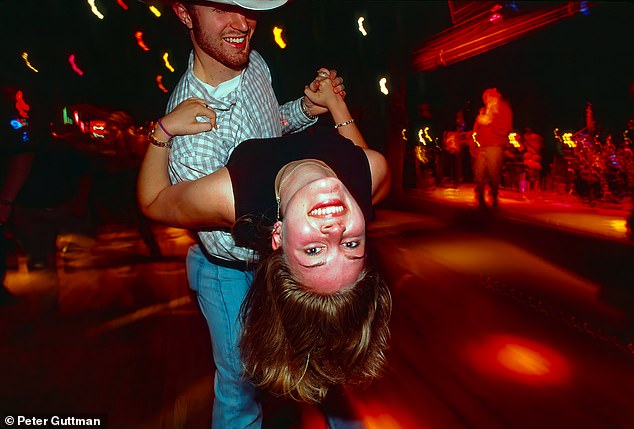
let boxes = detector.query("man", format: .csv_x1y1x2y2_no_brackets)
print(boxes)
154,1,353,428
472,87,513,208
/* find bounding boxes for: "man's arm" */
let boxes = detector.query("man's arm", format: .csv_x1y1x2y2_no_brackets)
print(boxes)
279,68,346,134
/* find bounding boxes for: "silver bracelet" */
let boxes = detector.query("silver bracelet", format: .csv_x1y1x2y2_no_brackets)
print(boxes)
301,97,317,120
334,119,355,129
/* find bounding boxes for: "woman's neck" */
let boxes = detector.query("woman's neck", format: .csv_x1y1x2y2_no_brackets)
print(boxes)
274,159,337,204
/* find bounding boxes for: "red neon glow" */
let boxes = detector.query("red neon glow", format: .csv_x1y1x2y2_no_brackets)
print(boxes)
466,334,570,384
489,12,503,24
68,54,84,76
155,75,168,93
90,120,107,138
15,90,30,119
135,31,150,51
117,0,129,10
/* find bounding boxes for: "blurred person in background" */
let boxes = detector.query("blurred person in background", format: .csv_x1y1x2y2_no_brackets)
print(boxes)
0,85,33,303
9,100,93,272
472,87,513,208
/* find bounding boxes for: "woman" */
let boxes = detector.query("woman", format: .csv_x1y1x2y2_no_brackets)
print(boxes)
138,78,391,403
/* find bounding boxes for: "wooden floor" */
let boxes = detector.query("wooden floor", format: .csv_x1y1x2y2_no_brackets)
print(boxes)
1,189,633,428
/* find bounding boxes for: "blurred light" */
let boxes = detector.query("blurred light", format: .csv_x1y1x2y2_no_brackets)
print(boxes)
273,26,287,49
472,131,480,147
90,120,107,138
579,1,590,15
10,119,28,130
62,107,74,125
135,31,150,51
162,52,175,72
417,129,425,145
357,17,368,36
117,0,129,10
489,12,503,24
424,126,433,142
379,77,389,95
155,75,168,93
607,219,627,235
15,90,30,118
87,0,105,19
467,333,570,384
562,132,576,148
68,54,85,76
21,52,39,73
509,132,520,148
414,2,598,72
414,145,428,163
401,128,408,141
149,5,161,17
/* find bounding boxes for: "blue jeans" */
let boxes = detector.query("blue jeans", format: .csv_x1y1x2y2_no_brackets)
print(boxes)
473,146,504,201
187,244,365,429
187,245,260,429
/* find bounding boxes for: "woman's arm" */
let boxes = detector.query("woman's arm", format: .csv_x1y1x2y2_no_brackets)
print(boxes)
304,79,390,203
137,98,235,228
304,79,368,149
365,148,391,205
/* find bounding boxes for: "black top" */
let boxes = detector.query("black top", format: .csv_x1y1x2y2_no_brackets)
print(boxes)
226,127,373,248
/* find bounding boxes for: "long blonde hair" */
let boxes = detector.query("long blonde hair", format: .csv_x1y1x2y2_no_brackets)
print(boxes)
239,248,392,404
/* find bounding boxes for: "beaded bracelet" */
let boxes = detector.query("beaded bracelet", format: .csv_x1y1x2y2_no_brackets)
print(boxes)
148,123,172,148
334,119,355,129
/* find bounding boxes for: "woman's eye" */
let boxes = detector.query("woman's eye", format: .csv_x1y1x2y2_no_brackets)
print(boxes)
343,241,360,249
305,247,323,255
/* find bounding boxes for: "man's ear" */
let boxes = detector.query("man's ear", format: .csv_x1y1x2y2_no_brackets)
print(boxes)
271,221,283,250
173,2,193,29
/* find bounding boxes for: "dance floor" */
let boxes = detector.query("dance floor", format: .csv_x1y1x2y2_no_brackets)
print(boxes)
1,184,633,428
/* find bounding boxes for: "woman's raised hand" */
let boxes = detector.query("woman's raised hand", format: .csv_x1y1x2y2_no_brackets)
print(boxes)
155,98,216,141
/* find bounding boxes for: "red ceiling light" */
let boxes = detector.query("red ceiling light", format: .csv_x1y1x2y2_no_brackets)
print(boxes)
413,1,598,72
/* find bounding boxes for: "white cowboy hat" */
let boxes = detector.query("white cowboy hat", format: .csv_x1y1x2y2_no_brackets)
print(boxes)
167,0,288,10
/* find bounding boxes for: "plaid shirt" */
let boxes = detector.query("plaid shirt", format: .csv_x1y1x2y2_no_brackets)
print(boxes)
167,50,315,263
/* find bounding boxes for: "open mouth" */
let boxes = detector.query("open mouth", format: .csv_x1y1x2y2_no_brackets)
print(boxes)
309,200,346,217
224,36,247,48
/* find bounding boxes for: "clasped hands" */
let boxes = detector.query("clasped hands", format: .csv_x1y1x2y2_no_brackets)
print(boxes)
155,68,346,141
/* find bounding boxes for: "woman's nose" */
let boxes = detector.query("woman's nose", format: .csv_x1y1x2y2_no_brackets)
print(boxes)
320,221,345,235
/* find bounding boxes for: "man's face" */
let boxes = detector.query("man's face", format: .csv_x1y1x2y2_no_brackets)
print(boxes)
185,2,258,71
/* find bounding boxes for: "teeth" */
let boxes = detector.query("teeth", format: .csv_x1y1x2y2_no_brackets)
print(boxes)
309,206,344,216
226,37,245,43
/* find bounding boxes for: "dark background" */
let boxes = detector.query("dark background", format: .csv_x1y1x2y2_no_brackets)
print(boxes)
1,1,632,156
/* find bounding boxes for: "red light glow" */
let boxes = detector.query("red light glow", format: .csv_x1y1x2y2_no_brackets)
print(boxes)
117,0,129,10
466,333,570,384
414,3,598,72
155,75,168,93
68,54,84,76
15,90,30,119
135,31,150,51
